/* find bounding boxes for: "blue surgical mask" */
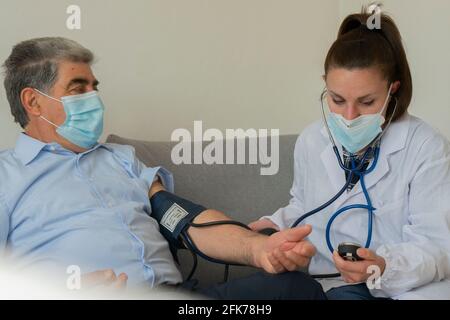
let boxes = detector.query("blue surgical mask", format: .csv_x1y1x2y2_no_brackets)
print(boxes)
326,84,392,154
34,89,105,149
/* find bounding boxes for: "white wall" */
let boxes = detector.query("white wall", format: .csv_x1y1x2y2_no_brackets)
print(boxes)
0,0,449,150
0,0,339,149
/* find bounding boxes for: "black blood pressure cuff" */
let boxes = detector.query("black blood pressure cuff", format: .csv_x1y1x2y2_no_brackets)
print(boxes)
149,190,207,251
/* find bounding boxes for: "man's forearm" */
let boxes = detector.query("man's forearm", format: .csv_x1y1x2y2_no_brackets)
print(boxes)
186,209,267,268
149,180,267,267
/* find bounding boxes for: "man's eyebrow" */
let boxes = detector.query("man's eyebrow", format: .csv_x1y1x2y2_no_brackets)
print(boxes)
329,90,375,100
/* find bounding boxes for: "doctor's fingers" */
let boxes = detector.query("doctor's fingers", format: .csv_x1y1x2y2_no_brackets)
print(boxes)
289,240,316,258
340,270,368,284
282,250,311,269
278,224,312,243
248,219,278,232
332,251,368,274
266,252,287,273
356,248,378,260
273,248,307,271
341,273,364,283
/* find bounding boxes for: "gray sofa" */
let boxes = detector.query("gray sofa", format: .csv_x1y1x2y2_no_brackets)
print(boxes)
106,134,297,287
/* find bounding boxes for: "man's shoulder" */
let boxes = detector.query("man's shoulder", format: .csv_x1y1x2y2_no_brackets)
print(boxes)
0,147,14,157
0,148,19,169
0,149,22,196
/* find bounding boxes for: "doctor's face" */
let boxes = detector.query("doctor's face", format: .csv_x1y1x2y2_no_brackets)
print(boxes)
324,67,395,121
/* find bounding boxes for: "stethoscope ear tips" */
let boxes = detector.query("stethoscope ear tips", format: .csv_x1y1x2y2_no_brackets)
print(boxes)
337,242,364,261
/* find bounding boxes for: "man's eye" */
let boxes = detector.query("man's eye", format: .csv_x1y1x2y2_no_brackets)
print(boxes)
71,87,85,94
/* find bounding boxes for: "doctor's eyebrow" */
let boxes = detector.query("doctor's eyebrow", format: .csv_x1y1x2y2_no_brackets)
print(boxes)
66,78,100,90
329,90,376,101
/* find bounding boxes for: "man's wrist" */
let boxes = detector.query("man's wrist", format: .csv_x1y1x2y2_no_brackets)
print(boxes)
248,233,268,269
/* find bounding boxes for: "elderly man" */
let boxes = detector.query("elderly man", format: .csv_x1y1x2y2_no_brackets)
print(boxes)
0,37,324,299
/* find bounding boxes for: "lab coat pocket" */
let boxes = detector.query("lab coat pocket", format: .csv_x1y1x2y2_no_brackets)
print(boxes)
373,196,408,242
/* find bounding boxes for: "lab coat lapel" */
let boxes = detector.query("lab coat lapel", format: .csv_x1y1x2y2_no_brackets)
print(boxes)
320,141,346,192
349,114,410,199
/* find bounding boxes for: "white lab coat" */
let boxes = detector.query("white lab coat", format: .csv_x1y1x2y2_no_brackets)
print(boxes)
263,113,450,299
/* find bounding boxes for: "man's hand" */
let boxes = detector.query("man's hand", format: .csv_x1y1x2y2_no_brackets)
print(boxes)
81,269,128,290
253,225,316,274
332,248,386,283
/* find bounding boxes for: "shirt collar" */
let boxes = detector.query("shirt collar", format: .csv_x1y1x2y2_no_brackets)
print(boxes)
14,133,107,166
14,133,48,166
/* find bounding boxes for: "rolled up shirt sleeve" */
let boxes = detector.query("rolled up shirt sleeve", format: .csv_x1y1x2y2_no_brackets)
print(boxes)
137,163,175,194
108,143,175,194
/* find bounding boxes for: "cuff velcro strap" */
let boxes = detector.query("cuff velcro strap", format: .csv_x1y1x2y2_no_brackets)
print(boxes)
150,190,207,250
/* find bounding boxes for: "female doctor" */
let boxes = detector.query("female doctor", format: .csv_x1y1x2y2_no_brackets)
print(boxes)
250,11,450,299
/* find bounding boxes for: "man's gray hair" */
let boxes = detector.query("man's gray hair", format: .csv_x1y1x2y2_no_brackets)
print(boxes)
2,37,94,128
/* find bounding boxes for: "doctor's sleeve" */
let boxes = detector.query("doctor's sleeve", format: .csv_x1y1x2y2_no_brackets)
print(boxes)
370,135,450,298
260,134,307,230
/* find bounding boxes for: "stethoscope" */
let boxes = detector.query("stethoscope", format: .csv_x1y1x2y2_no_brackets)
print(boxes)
291,89,397,278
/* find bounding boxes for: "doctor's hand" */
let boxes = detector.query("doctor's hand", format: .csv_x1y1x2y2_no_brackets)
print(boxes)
332,248,386,284
248,218,280,232
254,224,316,274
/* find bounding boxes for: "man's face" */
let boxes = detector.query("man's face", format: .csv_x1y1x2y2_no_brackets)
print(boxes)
33,61,100,152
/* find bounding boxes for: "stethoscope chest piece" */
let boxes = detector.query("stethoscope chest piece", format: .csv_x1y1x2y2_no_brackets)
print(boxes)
338,242,364,261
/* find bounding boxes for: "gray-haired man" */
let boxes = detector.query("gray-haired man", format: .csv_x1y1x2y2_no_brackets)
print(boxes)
0,37,324,299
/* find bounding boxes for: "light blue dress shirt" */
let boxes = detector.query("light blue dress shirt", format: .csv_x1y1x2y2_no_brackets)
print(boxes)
0,133,183,287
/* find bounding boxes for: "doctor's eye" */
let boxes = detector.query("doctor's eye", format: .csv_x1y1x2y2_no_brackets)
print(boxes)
332,99,345,105
361,100,375,106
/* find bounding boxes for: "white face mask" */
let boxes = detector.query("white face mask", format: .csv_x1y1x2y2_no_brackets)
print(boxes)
326,84,393,154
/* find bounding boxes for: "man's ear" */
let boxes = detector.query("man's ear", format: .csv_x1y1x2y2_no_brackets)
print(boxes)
20,88,41,117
